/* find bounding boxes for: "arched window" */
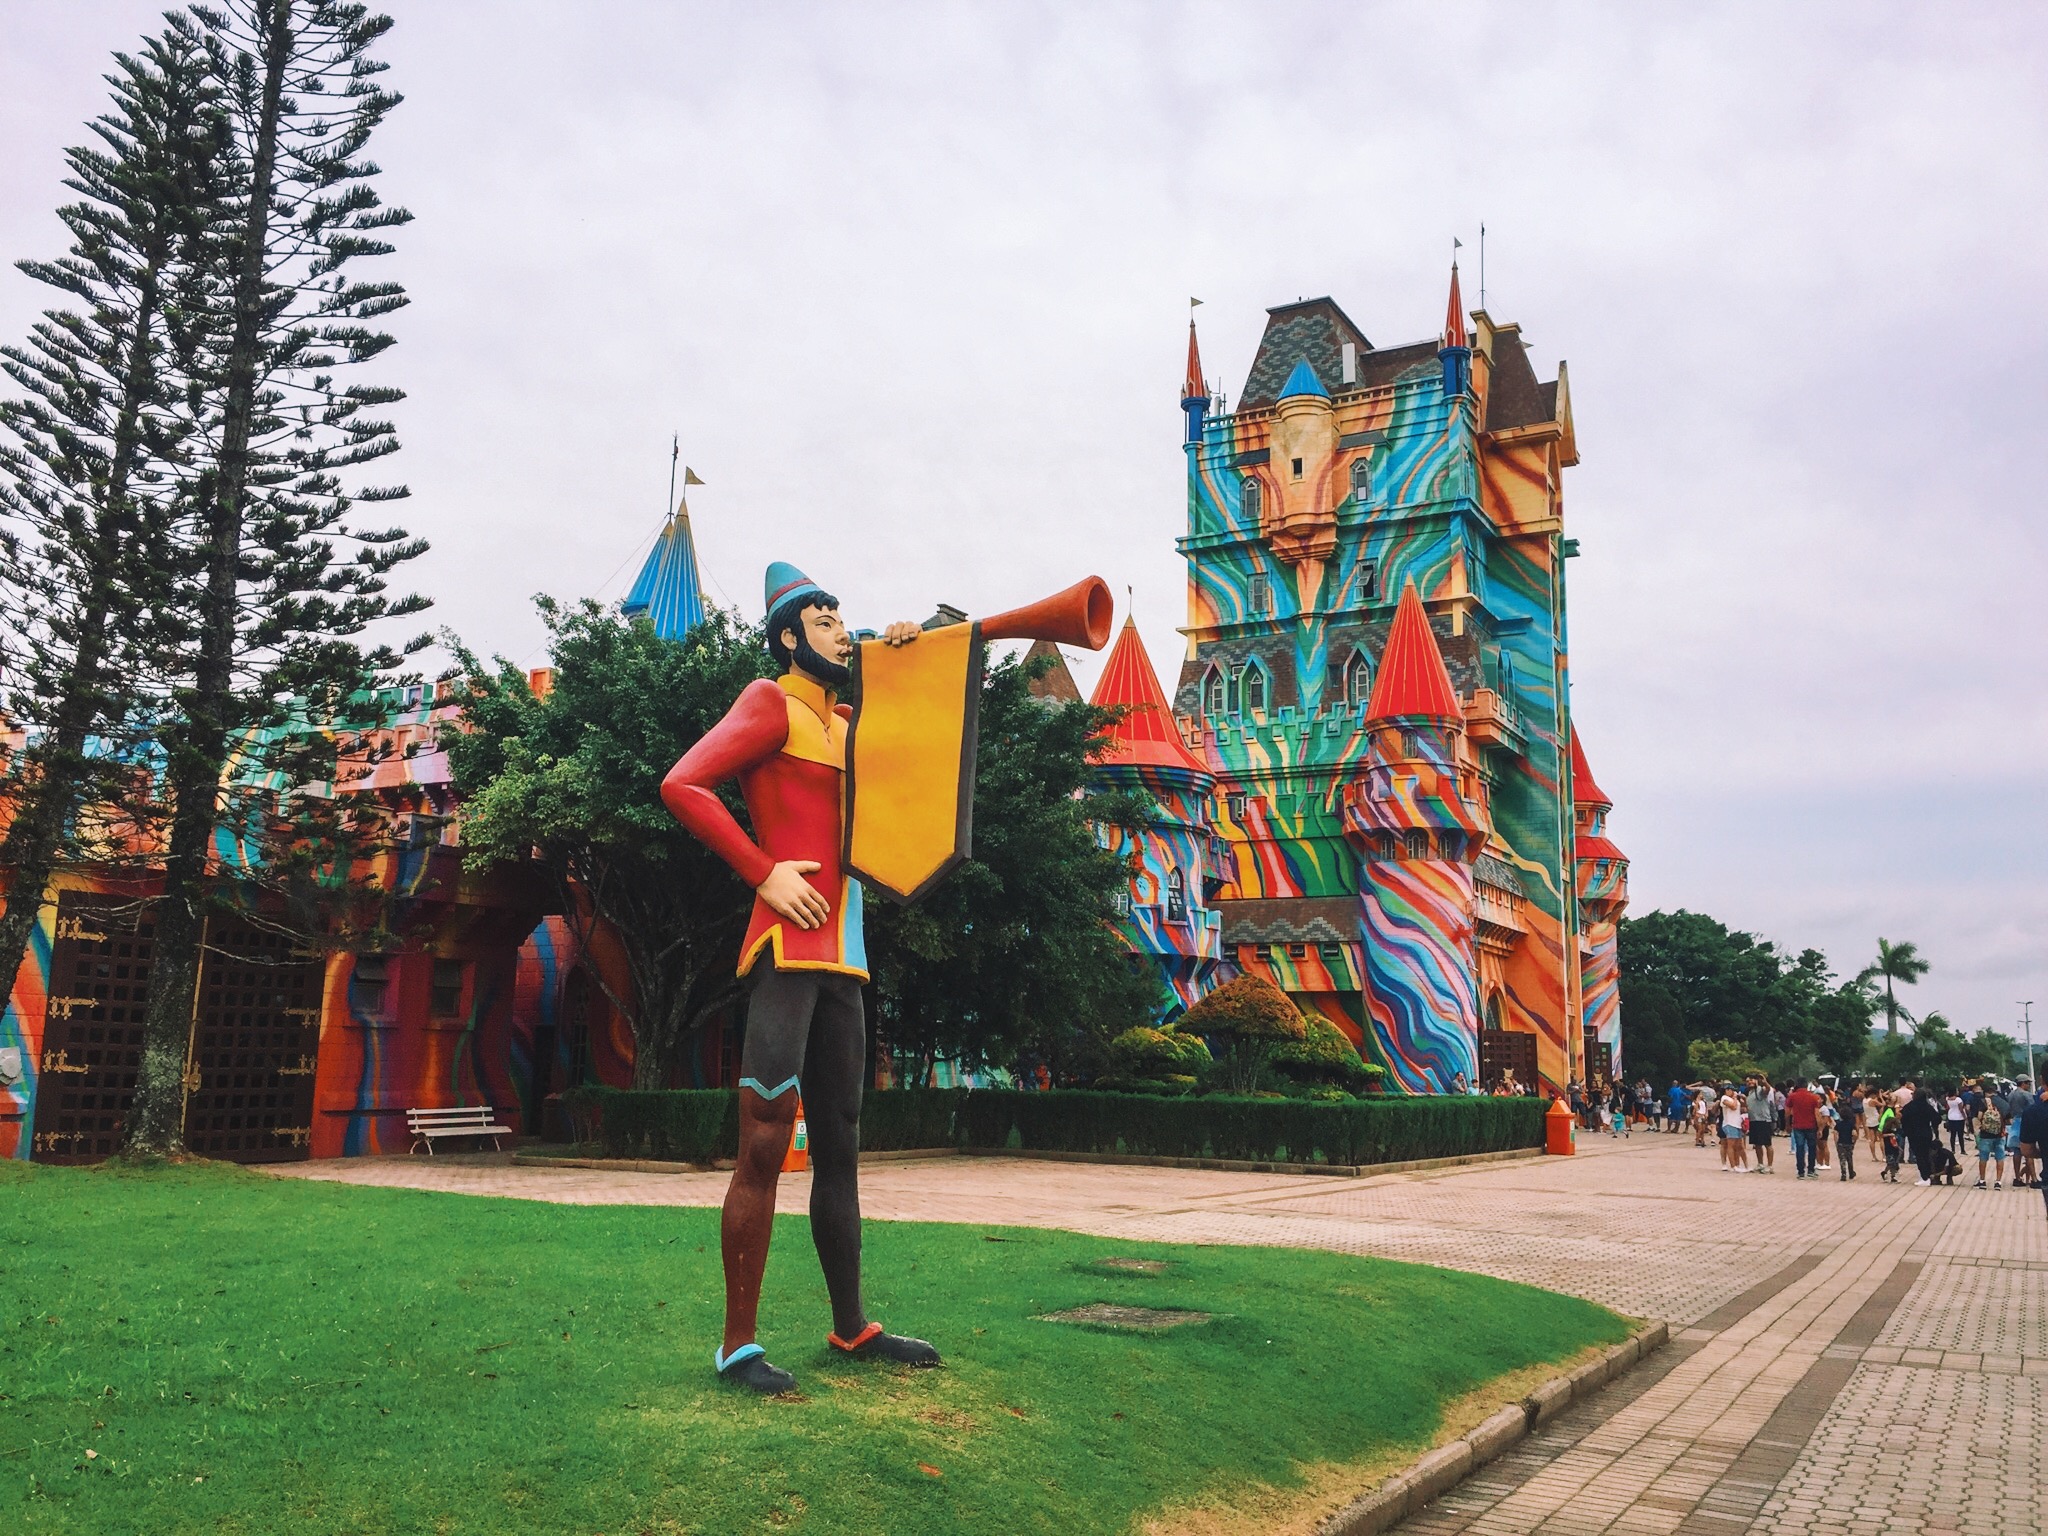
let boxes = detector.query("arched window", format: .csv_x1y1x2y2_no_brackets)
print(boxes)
1248,572,1272,616
1242,478,1262,523
1350,458,1371,500
1405,828,1430,860
1345,650,1371,707
1165,868,1188,922
1202,665,1226,717
1242,660,1267,715
1485,993,1505,1031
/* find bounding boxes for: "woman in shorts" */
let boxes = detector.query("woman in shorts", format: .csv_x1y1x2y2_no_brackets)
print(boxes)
1720,1084,1747,1171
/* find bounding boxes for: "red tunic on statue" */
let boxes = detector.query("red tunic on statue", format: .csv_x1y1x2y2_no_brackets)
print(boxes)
660,672,867,979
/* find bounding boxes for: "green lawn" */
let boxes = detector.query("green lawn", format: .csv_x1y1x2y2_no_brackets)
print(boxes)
0,1160,1627,1535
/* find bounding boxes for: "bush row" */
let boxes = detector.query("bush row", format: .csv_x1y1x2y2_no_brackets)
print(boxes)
557,1085,1544,1167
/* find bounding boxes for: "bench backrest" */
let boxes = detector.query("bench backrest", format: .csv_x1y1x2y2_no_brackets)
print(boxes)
406,1106,501,1130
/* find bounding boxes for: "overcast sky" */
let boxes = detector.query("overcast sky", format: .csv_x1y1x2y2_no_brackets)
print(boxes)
6,2,2045,1044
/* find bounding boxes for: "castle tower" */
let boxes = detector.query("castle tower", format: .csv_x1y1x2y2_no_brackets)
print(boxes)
1169,270,1604,1092
1345,582,1485,1092
1571,729,1629,1083
1181,321,1208,446
621,501,706,640
1086,617,1228,1015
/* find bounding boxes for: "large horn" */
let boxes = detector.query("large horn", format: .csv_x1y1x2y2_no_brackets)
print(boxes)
978,576,1114,651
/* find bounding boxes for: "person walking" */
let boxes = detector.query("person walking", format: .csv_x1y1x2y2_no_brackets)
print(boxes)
1835,1083,1862,1180
1973,1093,2007,1189
1745,1075,1778,1174
1901,1085,1942,1185
1693,1083,1715,1148
1945,1089,1968,1156
1719,1082,1747,1171
2006,1078,2036,1189
2018,1091,2048,1222
1878,1097,1903,1181
1783,1078,1823,1179
1864,1083,1886,1161
1814,1088,1835,1171
1666,1080,1689,1134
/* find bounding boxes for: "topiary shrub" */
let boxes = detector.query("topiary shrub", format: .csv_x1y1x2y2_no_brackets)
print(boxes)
1271,1015,1376,1093
1179,975,1307,1093
1109,1025,1214,1083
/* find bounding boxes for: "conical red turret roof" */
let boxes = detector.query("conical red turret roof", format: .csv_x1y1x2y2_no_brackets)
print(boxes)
1089,617,1210,775
1569,727,1612,809
1443,261,1469,350
1182,320,1205,403
1365,581,1462,722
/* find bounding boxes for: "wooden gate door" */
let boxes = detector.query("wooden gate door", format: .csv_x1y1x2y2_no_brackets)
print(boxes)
33,893,156,1163
1477,1028,1539,1094
181,917,323,1162
1585,1039,1614,1093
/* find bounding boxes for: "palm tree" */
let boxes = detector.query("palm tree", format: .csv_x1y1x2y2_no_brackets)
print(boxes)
1857,938,1929,1037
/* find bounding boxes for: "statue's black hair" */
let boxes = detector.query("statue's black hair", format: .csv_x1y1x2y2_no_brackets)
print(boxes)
766,591,839,670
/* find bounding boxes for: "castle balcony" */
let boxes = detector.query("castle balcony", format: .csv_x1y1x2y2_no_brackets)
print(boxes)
1463,687,1524,754
1474,852,1528,956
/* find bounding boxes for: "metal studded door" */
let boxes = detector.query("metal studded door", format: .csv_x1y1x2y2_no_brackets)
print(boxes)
33,893,155,1163
182,918,323,1161
1476,1028,1539,1094
1584,1039,1614,1094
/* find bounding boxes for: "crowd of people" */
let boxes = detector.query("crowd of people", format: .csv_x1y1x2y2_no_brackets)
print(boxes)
1570,1072,2048,1214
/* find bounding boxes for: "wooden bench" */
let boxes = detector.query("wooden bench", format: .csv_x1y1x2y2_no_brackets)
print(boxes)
406,1104,512,1154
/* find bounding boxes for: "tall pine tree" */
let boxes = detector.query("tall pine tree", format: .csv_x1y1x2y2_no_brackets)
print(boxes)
125,1,428,1155
0,21,229,1015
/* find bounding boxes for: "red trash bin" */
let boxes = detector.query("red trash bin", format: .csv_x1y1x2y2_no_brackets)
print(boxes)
1545,1095,1577,1156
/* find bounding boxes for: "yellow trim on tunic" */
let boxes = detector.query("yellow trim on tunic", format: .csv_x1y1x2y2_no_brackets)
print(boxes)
778,672,847,768
738,921,870,982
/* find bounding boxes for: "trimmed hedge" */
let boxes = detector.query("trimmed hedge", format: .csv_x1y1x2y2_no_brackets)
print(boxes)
559,1086,967,1162
958,1090,1548,1166
559,1085,1543,1167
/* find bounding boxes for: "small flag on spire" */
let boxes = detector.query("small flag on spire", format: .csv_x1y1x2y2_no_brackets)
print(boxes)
683,467,705,486
1190,296,1202,308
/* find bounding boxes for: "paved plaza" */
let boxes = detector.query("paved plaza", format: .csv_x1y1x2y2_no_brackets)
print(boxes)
274,1131,2048,1534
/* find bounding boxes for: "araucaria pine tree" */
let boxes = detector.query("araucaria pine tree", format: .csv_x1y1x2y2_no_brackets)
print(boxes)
0,21,229,1020
125,0,429,1156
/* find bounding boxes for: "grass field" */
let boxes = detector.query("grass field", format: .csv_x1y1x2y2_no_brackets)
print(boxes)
0,1159,1627,1535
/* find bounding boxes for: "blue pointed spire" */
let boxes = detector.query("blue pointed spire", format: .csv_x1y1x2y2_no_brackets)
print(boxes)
1277,357,1328,401
621,508,706,640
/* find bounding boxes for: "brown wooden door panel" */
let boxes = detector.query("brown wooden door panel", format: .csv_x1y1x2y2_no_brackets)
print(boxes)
33,893,155,1163
1477,1028,1539,1095
183,919,321,1163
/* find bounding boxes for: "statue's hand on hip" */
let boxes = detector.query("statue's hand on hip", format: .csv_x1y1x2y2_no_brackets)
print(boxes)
757,860,829,930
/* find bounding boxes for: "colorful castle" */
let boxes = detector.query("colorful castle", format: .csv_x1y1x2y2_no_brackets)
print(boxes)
1086,269,1627,1094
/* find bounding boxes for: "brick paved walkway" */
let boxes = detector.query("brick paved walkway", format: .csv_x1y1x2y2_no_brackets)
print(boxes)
271,1128,2048,1533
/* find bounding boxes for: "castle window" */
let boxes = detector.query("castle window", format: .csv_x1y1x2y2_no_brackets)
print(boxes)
1226,666,1242,716
1242,478,1262,522
1322,942,1343,960
1350,458,1371,500
431,959,467,1018
1325,658,1346,706
1290,456,1304,480
1248,573,1271,616
1358,560,1377,600
1242,660,1268,715
1166,869,1188,922
1203,665,1225,717
351,954,390,1015
1345,650,1372,706
1111,889,1132,918
1405,829,1430,860
1227,791,1247,821
1289,943,1307,959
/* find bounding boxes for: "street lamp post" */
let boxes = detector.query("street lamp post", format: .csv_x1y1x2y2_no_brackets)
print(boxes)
2020,1001,2037,1089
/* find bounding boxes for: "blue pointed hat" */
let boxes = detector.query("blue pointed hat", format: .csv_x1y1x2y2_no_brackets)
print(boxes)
763,560,827,619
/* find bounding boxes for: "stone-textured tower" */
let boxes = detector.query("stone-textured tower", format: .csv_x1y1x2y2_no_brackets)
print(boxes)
1571,729,1629,1083
1349,582,1486,1092
1086,617,1229,1015
1162,264,1608,1091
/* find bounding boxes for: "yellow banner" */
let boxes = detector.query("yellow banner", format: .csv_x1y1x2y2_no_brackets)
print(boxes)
843,623,982,904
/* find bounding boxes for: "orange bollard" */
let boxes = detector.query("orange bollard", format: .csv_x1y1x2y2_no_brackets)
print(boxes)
1545,1095,1577,1155
782,1096,810,1172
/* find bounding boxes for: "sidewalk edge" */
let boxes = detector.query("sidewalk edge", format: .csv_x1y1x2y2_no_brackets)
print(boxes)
1317,1320,1670,1536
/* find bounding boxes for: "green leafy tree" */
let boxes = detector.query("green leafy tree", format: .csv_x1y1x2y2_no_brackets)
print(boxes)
128,0,430,1155
1687,1037,1758,1083
0,20,226,1023
1616,910,1824,1060
1856,937,1929,1037
1807,980,1879,1074
1178,974,1307,1094
446,599,772,1090
863,652,1160,1082
1859,1013,2010,1086
1617,976,1688,1086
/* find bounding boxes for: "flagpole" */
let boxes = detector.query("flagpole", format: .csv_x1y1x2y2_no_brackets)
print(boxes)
667,434,679,519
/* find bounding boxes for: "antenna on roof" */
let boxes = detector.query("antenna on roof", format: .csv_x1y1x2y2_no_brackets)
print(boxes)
667,434,679,521
1479,222,1487,310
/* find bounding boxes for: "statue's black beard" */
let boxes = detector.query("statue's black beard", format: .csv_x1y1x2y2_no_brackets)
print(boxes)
794,633,851,691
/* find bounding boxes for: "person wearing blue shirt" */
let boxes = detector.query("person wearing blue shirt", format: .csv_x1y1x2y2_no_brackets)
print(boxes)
1665,1081,1690,1135
2018,1091,2048,1219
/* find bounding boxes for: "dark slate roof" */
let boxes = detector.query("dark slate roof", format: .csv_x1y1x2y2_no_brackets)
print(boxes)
1483,327,1552,432
1238,299,1372,409
1216,896,1359,945
1474,853,1525,895
1022,639,1081,704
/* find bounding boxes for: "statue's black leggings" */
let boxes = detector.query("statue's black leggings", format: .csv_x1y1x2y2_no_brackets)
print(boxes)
721,968,867,1351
